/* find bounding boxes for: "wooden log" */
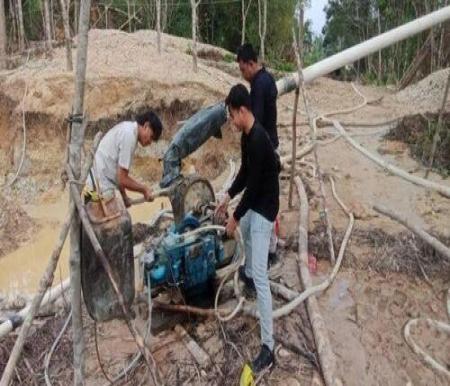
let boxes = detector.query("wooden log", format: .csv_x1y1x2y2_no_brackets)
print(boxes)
66,166,161,385
280,142,314,170
156,0,161,54
43,0,52,52
59,0,73,71
373,204,450,261
174,324,211,368
0,133,102,386
294,176,342,386
70,1,92,383
154,301,219,317
330,120,450,198
288,88,300,208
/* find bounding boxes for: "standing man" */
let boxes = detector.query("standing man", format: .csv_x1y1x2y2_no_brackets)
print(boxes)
236,43,279,265
217,84,279,373
85,110,163,206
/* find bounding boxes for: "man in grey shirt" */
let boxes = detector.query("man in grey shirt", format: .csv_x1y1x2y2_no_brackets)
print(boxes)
86,111,163,206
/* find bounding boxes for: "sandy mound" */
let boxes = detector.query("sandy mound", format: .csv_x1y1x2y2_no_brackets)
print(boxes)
0,29,239,122
395,67,450,112
0,193,34,256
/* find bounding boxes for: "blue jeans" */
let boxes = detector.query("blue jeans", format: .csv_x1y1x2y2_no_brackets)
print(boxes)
240,210,274,350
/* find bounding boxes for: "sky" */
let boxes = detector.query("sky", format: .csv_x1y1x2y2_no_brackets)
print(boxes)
305,0,329,36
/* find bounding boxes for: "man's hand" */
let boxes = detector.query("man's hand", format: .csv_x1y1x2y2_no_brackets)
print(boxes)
216,193,230,216
225,215,238,238
143,187,154,202
215,194,230,224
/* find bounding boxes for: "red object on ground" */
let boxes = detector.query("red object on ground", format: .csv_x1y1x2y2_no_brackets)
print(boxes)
308,254,317,274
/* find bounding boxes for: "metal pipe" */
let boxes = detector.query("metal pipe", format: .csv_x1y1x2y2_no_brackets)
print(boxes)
276,6,450,95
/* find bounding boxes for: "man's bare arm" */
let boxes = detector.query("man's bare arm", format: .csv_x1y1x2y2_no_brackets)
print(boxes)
117,167,153,205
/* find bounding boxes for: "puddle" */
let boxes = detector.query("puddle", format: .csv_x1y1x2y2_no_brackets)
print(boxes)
0,193,170,296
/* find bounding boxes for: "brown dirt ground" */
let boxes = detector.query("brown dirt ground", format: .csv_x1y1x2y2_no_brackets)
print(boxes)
1,29,449,385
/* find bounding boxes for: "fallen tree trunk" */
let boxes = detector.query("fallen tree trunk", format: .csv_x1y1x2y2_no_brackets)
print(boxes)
294,176,342,386
373,204,450,261
329,120,450,198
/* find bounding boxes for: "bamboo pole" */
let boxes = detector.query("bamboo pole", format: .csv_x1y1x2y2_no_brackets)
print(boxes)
329,119,450,198
373,205,450,261
0,133,102,386
70,1,92,384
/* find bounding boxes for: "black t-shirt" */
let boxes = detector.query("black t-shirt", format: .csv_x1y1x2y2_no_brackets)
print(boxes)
250,67,278,149
228,121,279,222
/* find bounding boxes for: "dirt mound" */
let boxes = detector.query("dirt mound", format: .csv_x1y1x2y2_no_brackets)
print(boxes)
0,29,237,122
0,194,35,256
395,67,450,112
0,30,242,205
386,112,450,175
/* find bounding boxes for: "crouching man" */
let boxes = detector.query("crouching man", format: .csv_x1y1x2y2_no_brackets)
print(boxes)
85,111,163,206
216,84,279,373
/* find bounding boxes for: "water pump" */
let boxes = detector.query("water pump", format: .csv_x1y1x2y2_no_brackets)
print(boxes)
141,176,235,299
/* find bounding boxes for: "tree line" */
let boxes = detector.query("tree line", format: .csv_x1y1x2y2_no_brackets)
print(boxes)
0,1,448,85
322,0,449,86
0,0,299,72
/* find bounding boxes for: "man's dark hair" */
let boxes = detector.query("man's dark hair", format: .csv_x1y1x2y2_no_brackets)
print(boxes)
225,84,252,111
136,110,163,141
236,43,258,63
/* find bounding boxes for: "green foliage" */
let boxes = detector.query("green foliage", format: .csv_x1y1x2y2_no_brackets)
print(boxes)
303,36,326,67
223,53,235,63
321,0,449,84
270,59,296,73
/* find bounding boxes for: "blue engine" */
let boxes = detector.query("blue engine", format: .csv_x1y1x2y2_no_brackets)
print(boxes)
144,215,228,295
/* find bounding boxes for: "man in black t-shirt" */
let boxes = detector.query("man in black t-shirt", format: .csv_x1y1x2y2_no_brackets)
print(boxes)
237,43,280,266
216,84,278,374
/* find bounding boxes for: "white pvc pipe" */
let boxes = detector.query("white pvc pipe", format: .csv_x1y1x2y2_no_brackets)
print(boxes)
0,279,71,339
277,6,450,94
